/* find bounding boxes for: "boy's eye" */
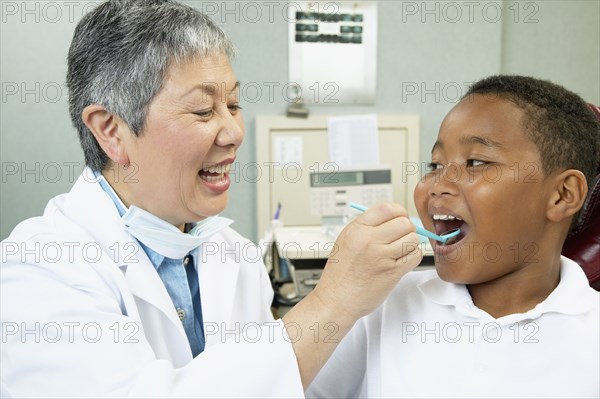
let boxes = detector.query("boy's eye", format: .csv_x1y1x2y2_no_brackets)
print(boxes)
426,162,443,172
466,159,486,167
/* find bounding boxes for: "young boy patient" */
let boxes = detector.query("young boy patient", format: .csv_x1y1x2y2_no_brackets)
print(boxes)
306,75,600,398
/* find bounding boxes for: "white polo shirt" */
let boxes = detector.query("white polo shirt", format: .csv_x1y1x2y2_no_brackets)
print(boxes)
307,256,599,398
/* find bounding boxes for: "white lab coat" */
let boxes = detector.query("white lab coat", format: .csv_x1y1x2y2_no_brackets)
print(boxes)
0,170,304,398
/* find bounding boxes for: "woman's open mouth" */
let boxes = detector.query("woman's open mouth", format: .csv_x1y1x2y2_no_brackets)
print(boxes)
198,163,231,183
198,162,232,193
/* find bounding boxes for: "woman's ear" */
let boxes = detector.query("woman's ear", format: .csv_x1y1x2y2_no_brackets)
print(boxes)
546,169,588,223
81,104,130,166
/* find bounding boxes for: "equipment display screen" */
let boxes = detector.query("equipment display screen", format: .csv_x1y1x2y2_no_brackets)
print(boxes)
310,170,391,187
311,171,363,187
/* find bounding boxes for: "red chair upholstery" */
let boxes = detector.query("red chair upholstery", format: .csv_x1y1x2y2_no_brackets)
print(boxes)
561,104,600,291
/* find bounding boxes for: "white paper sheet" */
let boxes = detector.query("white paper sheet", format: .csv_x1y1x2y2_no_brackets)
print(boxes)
274,136,303,166
288,2,378,105
327,114,379,167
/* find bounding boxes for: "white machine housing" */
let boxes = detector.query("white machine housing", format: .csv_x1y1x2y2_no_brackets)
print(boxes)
309,166,392,217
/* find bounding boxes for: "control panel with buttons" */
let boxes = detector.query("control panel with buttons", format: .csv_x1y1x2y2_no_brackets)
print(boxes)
309,168,393,216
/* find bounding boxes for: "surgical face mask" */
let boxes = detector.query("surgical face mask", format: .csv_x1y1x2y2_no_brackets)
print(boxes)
121,206,233,259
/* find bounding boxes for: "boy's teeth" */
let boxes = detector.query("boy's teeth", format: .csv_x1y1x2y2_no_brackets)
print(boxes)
433,214,462,221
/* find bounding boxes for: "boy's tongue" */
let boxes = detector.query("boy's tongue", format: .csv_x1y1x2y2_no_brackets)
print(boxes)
434,219,466,245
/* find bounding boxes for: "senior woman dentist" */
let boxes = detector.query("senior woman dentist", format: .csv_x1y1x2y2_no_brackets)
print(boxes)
0,0,422,397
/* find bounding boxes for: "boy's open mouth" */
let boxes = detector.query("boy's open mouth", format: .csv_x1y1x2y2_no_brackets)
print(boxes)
432,215,467,246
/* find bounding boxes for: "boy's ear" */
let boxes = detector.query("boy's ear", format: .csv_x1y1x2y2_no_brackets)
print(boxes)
81,104,131,166
546,169,588,223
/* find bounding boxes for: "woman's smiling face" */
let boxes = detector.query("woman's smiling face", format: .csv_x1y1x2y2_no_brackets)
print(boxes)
112,53,244,226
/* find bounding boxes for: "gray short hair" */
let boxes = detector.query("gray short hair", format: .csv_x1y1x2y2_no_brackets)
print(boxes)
67,0,235,172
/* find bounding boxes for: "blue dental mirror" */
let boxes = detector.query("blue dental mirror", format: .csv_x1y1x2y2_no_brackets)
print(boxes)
348,202,461,244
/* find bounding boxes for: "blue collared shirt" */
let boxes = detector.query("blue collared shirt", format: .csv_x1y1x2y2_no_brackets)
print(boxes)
97,173,204,356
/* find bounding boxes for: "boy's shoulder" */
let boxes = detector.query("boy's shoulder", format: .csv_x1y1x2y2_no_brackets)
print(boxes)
555,256,599,312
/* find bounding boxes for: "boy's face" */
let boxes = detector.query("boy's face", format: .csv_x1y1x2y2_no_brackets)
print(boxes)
414,94,553,284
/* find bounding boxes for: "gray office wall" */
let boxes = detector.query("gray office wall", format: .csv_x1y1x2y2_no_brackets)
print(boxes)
1,0,599,242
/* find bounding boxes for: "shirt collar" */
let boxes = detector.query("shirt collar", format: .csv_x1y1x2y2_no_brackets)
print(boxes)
535,256,597,316
137,225,199,270
95,171,128,217
138,240,166,269
418,256,597,323
417,273,486,318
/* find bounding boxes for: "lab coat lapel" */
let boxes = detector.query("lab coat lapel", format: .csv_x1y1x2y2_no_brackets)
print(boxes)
119,252,189,342
63,172,189,345
197,236,240,347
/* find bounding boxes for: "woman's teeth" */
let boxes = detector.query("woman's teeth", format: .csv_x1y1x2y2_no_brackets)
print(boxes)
199,163,231,182
202,164,231,174
201,175,226,182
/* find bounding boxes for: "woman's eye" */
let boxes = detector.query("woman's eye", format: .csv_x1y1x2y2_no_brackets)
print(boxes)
193,109,213,118
466,159,486,167
228,104,242,113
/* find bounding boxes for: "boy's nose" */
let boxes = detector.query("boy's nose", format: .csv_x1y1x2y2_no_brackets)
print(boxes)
429,164,461,197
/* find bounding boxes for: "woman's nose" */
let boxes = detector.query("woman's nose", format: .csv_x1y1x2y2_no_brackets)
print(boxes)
216,112,244,148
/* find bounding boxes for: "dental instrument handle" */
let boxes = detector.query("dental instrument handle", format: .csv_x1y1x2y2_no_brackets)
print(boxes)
348,202,458,243
349,202,368,212
415,226,446,242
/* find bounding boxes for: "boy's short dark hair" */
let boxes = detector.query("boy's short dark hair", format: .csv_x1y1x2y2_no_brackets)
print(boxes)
464,75,600,188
